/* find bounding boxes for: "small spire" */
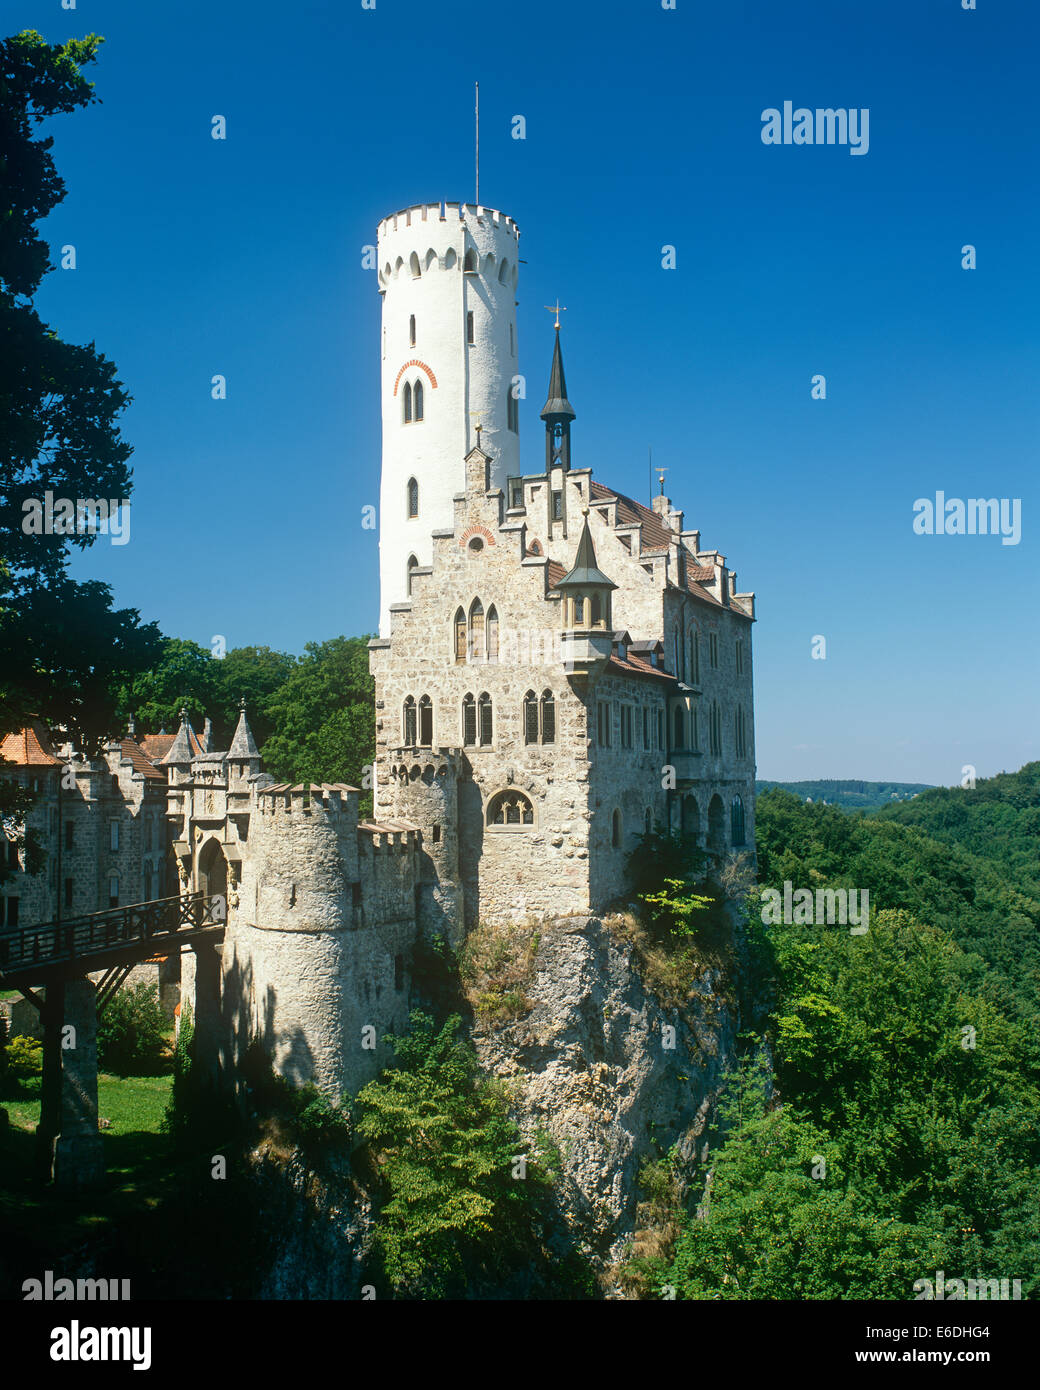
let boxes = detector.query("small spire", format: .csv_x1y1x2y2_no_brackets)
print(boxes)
540,326,576,422
160,708,196,765
555,514,617,592
229,701,260,759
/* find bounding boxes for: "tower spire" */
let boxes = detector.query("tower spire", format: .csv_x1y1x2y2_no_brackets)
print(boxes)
540,322,576,471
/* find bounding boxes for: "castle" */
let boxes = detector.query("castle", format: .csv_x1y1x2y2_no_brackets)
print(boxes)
1,199,756,1103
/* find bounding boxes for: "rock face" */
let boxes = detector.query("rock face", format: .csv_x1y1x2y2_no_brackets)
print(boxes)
472,914,741,1267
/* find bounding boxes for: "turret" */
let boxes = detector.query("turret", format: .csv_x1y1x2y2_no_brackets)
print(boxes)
376,201,521,633
556,511,617,678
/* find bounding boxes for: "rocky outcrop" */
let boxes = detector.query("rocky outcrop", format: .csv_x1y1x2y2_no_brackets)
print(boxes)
472,913,741,1269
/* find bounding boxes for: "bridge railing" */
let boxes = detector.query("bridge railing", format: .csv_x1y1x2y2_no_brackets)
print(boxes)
0,892,225,978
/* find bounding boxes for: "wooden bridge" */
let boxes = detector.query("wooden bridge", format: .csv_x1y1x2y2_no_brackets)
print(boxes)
0,892,226,1191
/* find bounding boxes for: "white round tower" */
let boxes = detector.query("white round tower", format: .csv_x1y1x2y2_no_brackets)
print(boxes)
376,201,520,634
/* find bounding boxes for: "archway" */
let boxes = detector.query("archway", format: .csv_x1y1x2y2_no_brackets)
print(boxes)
197,838,228,901
681,794,700,843
707,795,725,855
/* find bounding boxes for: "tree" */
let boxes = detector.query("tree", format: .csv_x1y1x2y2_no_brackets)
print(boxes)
0,30,161,751
261,636,374,792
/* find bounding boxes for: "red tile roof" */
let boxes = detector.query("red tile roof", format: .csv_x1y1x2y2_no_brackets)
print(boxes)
0,724,61,766
120,739,166,782
140,733,176,762
546,560,566,588
606,653,677,684
590,481,674,551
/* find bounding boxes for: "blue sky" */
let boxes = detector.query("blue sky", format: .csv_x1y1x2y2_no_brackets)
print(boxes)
26,0,1039,784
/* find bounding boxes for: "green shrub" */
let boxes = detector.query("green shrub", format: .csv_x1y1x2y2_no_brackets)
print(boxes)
98,982,167,1075
4,1033,43,1094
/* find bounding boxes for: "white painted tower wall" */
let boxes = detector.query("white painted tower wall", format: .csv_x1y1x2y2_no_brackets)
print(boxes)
376,201,521,633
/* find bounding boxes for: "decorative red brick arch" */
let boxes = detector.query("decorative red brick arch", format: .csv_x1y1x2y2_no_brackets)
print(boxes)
460,524,495,549
393,359,439,395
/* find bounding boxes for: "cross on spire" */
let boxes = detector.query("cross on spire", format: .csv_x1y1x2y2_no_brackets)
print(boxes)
468,410,484,449
544,300,567,329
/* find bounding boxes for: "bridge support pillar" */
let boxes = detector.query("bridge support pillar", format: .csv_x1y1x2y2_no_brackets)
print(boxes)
187,943,224,1093
53,977,105,1192
35,980,64,1182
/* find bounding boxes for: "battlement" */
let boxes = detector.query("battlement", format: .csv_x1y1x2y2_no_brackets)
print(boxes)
377,201,519,241
254,782,360,817
384,747,463,783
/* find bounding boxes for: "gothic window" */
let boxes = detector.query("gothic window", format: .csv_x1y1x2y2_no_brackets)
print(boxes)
462,694,476,746
591,593,602,627
621,705,633,748
418,695,433,747
109,875,119,909
507,393,518,432
409,251,421,278
611,809,622,849
573,595,586,626
487,790,534,827
463,248,478,273
469,598,485,660
735,706,747,757
528,539,542,556
552,491,562,520
731,796,746,847
478,692,493,746
407,477,419,518
673,704,684,749
736,639,744,676
406,554,418,596
690,629,700,684
499,259,511,284
486,605,499,661
656,709,664,749
642,709,651,750
454,608,466,664
597,701,611,747
409,314,416,346
709,631,719,668
540,690,555,744
710,702,722,755
467,311,475,344
524,690,539,744
403,381,412,423
403,696,417,746
414,379,424,421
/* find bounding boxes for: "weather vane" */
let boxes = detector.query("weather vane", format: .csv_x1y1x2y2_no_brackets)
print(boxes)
656,467,668,496
544,300,567,329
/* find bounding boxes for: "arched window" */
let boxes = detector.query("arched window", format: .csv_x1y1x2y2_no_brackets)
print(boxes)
591,593,602,626
689,628,700,683
478,692,493,746
710,702,722,754
454,607,466,664
731,796,746,847
409,251,421,278
418,695,433,747
462,693,476,746
540,690,555,744
414,379,424,421
409,314,416,346
406,554,418,596
424,248,437,271
407,478,418,518
403,381,412,423
486,605,499,660
735,706,747,757
467,310,475,344
403,696,416,746
528,539,542,556
469,598,485,660
523,690,538,744
444,247,458,270
463,248,478,273
507,393,518,432
611,809,622,849
487,790,534,827
673,704,684,749
498,258,510,284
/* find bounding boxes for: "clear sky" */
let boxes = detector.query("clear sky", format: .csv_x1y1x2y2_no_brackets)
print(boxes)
26,0,1039,785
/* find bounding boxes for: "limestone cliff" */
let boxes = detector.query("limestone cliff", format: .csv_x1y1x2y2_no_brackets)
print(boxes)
469,911,744,1273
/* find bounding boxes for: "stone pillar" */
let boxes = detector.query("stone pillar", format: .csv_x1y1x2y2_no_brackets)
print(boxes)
53,977,105,1191
190,943,224,1093
35,980,64,1183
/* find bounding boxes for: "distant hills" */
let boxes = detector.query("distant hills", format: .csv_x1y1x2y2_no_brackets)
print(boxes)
755,779,934,810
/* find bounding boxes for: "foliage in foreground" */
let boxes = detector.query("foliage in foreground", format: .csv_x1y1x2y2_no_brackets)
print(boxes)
96,983,167,1076
355,1011,576,1297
